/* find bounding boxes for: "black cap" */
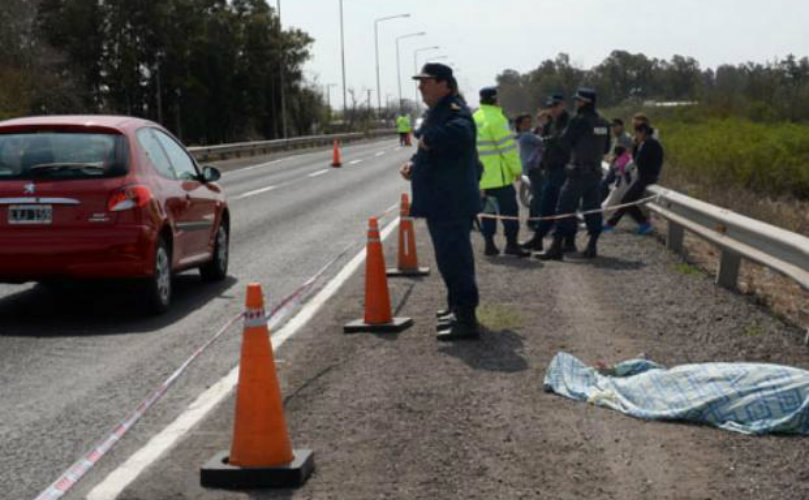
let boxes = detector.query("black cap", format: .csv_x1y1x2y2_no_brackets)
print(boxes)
412,63,454,81
544,92,565,107
479,86,498,100
573,87,597,104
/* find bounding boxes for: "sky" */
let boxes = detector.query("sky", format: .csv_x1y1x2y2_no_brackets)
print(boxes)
281,0,809,109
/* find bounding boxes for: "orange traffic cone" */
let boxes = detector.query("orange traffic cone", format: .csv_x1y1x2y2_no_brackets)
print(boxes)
387,193,430,277
330,139,342,167
344,218,413,333
200,283,314,489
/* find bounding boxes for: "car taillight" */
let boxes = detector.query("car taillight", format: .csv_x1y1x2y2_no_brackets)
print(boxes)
107,185,153,212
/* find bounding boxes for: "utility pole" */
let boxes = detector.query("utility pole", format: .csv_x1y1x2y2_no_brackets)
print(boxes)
395,32,425,111
374,14,410,116
277,0,288,138
339,0,347,119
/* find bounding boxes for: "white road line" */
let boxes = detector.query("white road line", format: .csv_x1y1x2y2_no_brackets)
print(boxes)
307,169,329,178
234,185,277,200
86,217,401,500
375,151,385,157
348,159,363,165
222,158,286,176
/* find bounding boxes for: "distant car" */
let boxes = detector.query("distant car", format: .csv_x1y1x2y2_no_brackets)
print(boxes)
0,115,230,314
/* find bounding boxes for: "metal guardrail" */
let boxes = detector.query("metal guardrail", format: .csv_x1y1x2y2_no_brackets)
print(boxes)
187,129,395,162
598,161,809,292
646,186,809,291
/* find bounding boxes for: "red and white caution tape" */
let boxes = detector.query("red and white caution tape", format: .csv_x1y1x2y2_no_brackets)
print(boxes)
477,194,660,222
33,312,243,500
33,199,402,500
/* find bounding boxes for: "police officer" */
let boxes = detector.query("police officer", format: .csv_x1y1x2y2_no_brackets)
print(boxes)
538,87,611,260
475,86,530,257
400,63,481,341
520,93,573,252
396,113,413,146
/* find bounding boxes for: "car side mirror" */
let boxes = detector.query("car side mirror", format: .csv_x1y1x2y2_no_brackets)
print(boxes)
201,166,221,183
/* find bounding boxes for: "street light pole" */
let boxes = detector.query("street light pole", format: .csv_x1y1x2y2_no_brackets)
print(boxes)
413,46,439,113
374,14,410,117
339,0,347,119
276,0,288,138
395,31,425,111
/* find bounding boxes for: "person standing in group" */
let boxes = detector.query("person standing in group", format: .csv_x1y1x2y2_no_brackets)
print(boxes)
520,93,570,252
538,87,611,260
396,113,413,146
600,118,636,201
474,86,530,258
515,112,547,230
400,63,481,341
603,121,663,234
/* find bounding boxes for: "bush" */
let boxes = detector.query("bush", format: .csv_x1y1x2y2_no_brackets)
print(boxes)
658,116,809,200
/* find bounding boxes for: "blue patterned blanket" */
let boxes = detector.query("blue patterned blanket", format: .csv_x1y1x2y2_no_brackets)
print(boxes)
543,352,809,435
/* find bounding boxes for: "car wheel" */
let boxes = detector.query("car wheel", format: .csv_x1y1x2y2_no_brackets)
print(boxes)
200,223,229,282
146,238,172,314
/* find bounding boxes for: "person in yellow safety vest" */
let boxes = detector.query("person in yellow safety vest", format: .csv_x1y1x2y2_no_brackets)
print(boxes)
396,113,412,146
474,86,530,257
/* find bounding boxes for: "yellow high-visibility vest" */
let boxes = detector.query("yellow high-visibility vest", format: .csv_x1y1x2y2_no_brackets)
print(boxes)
396,115,412,133
474,104,521,189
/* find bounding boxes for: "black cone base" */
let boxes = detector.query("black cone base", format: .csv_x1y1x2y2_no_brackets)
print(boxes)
343,316,413,334
386,266,430,277
201,449,314,489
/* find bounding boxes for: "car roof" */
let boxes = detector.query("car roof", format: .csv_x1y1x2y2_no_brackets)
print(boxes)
0,115,160,133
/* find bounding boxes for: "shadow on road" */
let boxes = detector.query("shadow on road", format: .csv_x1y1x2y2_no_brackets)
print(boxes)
0,273,239,337
438,328,528,373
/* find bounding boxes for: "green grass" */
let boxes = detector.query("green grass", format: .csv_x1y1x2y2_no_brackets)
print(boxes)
744,322,763,337
477,304,524,331
657,115,809,200
671,262,701,276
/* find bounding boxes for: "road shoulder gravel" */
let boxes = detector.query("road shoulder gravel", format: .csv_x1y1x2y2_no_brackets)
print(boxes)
112,220,809,500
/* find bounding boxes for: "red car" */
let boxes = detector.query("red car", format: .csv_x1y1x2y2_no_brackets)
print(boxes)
0,115,230,313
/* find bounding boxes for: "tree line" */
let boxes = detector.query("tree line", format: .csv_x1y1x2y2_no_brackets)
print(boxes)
0,0,328,144
497,51,809,123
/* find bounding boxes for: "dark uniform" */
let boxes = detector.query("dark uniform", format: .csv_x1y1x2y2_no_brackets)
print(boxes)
540,87,611,260
531,101,570,246
410,64,481,340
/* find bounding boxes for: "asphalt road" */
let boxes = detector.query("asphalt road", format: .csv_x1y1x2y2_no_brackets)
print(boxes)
0,138,413,500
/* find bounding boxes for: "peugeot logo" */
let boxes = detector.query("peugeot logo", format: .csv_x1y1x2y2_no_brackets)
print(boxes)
23,183,36,195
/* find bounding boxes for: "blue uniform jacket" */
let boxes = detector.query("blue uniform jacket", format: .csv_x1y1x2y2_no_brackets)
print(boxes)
409,94,481,220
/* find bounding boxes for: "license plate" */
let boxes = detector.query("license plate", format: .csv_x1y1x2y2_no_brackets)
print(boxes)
8,204,53,225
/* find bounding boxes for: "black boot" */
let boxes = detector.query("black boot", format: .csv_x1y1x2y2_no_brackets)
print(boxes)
484,237,500,256
519,232,544,252
582,233,599,259
436,308,452,318
563,234,578,253
504,239,531,257
436,307,479,341
537,235,564,261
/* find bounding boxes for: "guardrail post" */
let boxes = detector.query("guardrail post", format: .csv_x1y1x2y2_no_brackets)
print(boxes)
716,249,741,290
667,222,684,254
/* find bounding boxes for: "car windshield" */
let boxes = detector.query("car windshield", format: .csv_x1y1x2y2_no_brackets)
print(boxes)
0,131,128,180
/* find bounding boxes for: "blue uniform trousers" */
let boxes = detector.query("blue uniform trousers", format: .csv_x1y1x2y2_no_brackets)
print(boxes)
554,167,603,237
534,167,566,237
426,217,479,311
481,184,519,243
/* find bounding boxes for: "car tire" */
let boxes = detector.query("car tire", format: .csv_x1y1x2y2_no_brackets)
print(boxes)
145,238,172,314
200,223,229,282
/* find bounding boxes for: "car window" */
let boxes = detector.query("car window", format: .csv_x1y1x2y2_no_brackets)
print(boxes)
136,128,175,179
0,132,127,180
153,130,198,181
